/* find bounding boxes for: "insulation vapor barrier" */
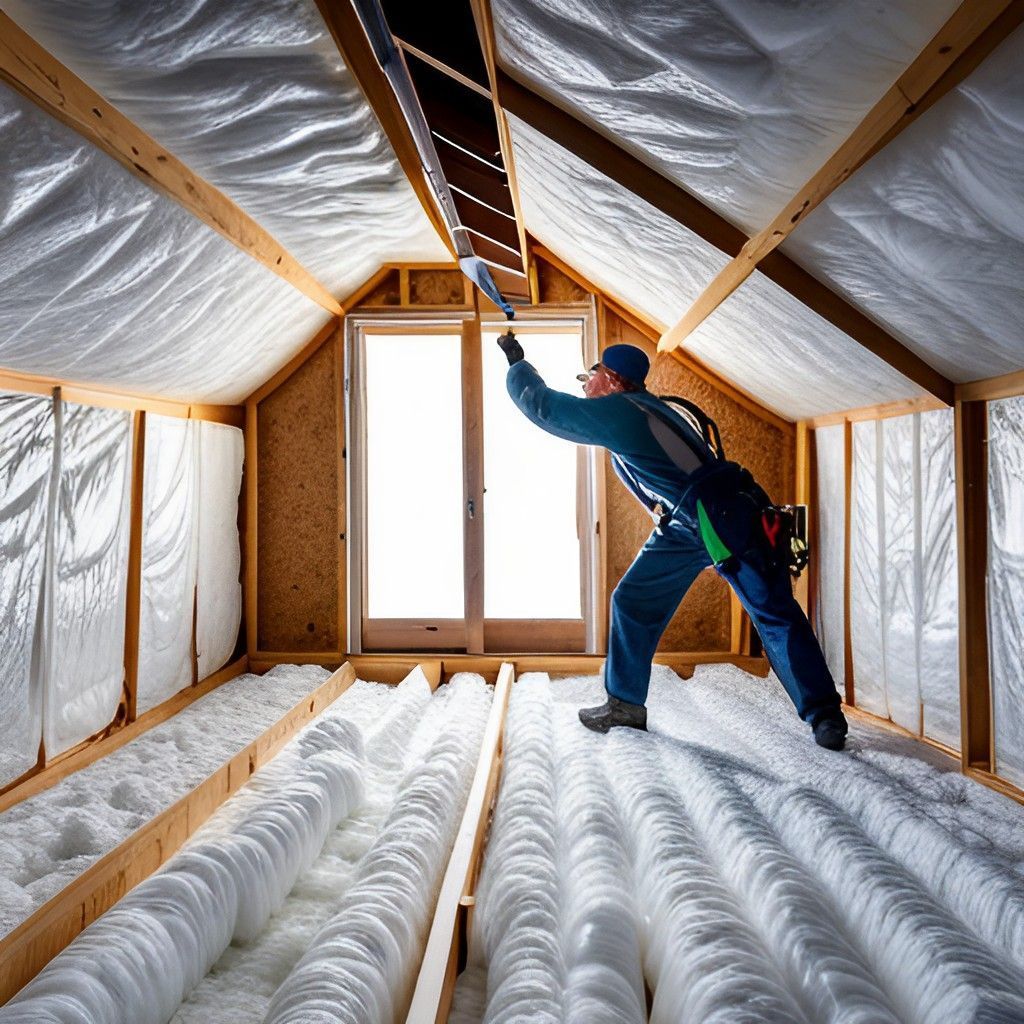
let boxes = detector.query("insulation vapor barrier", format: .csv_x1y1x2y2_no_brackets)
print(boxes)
138,417,199,713
0,85,327,404
507,115,922,420
43,402,132,757
0,701,366,1024
0,392,53,787
4,0,449,301
989,396,1024,789
784,28,1024,382
493,0,958,234
848,411,959,747
814,424,845,693
455,669,1024,1023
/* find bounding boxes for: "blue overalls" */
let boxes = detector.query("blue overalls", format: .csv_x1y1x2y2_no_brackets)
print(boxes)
507,361,841,725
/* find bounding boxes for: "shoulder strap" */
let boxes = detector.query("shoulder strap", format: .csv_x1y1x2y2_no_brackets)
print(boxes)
623,392,722,472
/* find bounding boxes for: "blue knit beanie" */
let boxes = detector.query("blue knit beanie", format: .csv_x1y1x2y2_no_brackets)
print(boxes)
602,344,650,387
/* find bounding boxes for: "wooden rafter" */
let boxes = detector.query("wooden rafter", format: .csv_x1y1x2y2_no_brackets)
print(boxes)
0,13,342,317
659,0,1022,364
497,71,954,405
314,0,455,258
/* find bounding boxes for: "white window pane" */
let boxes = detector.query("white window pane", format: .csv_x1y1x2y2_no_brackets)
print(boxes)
483,330,583,619
365,333,464,618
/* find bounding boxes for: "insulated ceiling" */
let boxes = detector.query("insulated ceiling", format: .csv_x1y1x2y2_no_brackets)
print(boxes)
783,28,1024,383
509,116,923,419
492,0,959,234
0,86,326,404
5,0,449,299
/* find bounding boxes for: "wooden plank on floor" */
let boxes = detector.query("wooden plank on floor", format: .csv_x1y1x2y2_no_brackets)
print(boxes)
404,662,514,1024
0,662,357,1004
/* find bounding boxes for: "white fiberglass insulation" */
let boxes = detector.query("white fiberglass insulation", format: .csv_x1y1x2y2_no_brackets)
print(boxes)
0,665,332,937
42,402,132,757
0,690,367,1024
195,422,243,680
0,85,327,404
784,29,1024,382
265,674,493,1024
0,393,53,788
508,115,921,419
4,0,449,300
814,424,845,693
138,417,199,713
454,667,1024,1023
849,413,959,748
989,396,1024,789
492,0,958,234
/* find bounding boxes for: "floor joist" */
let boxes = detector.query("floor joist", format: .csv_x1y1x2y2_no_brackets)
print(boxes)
0,12,343,317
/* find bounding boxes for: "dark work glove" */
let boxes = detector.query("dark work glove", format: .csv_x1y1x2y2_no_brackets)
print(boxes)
496,330,524,366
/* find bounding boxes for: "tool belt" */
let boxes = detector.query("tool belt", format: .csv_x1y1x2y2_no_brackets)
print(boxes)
680,462,810,578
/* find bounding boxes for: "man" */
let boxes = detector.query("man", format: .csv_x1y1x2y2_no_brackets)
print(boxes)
497,333,848,751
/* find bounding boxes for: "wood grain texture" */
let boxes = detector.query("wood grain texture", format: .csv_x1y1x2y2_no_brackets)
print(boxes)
410,269,466,305
257,342,340,651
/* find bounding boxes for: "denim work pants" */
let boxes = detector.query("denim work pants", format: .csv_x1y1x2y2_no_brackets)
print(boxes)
604,519,842,725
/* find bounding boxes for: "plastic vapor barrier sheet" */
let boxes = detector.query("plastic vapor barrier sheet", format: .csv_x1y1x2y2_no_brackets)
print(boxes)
0,85,327,404
138,417,199,714
43,403,133,756
195,422,243,680
989,396,1024,788
507,114,921,419
493,0,958,233
0,392,54,786
850,412,959,746
4,0,449,299
814,424,845,694
784,29,1024,382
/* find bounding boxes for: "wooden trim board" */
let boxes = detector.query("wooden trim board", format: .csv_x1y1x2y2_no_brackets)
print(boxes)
955,366,1024,403
0,12,341,316
0,662,358,1004
0,656,249,815
405,662,514,1023
122,410,147,723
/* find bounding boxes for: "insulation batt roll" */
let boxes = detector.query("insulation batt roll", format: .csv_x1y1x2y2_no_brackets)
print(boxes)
460,675,645,1024
0,707,366,1024
263,674,493,1024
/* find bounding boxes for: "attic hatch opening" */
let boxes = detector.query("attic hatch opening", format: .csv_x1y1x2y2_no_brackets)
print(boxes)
348,315,600,654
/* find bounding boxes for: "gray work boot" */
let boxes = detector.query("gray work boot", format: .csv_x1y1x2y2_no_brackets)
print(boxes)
812,712,848,751
579,695,647,734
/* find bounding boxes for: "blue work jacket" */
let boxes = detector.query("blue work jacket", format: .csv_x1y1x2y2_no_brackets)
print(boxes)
506,361,708,524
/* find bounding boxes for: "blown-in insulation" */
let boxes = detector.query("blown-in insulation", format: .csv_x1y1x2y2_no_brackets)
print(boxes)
783,28,1024,382
42,402,132,757
264,674,493,1024
814,424,845,694
455,668,1024,1022
195,422,243,680
4,0,449,300
493,0,958,234
508,115,921,419
138,417,199,713
0,85,327,404
0,392,53,787
849,412,959,746
989,396,1024,789
0,699,366,1024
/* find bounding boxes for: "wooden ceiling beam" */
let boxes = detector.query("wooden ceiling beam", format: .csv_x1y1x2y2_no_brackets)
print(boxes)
498,69,954,404
0,12,344,315
314,0,456,258
659,0,1022,362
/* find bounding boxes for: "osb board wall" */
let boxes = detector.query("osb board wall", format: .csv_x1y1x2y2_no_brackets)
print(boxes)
409,268,465,305
257,338,342,652
536,258,794,651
